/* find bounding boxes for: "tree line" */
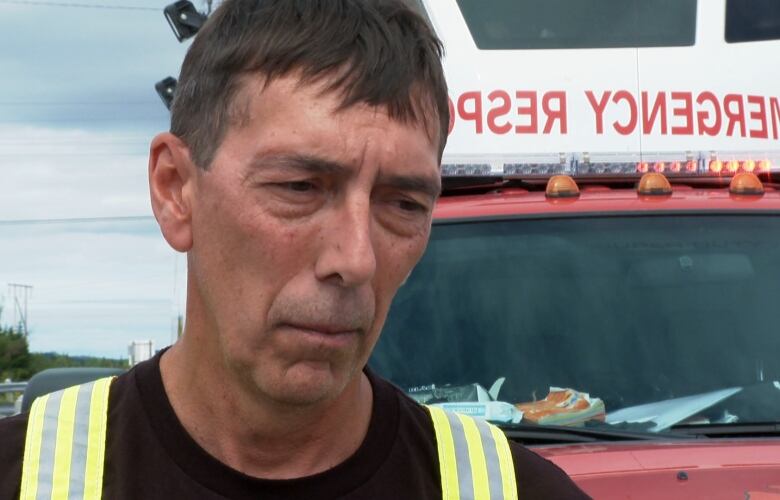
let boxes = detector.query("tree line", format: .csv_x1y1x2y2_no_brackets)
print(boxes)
0,326,126,381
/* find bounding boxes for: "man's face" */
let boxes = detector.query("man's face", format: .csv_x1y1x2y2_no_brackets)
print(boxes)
188,75,441,406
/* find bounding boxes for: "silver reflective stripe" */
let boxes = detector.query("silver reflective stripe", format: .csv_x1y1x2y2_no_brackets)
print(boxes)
444,410,475,500
36,389,65,500
68,381,96,498
473,418,505,500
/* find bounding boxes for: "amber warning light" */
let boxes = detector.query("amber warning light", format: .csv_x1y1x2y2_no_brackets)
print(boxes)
545,176,580,198
637,173,673,196
729,173,765,196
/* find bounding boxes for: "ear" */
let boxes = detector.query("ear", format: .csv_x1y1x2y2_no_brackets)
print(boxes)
148,132,196,252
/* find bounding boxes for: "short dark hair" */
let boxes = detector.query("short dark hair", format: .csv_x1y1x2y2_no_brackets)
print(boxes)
170,0,449,169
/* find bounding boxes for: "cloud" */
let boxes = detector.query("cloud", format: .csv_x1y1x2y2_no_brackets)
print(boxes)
0,0,190,131
0,219,186,357
0,124,186,357
0,124,155,219
0,0,199,358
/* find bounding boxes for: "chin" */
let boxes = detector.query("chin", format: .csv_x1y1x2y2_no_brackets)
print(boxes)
256,360,356,406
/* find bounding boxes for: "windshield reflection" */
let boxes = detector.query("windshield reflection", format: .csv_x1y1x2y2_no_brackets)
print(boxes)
370,215,780,433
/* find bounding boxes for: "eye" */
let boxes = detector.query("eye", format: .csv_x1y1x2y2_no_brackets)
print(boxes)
396,199,427,213
281,181,316,192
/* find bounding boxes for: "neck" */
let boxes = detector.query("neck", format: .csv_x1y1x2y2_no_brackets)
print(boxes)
159,319,373,479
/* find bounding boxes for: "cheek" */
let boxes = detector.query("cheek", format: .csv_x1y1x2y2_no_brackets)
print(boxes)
193,198,311,322
373,233,429,311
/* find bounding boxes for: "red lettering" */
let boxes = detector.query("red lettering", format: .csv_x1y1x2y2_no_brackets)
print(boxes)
723,94,747,137
696,92,722,136
541,91,568,134
670,92,694,135
457,91,483,134
515,91,538,134
772,97,780,140
447,96,455,135
486,90,512,135
612,90,638,136
747,95,769,139
642,92,667,135
586,91,611,134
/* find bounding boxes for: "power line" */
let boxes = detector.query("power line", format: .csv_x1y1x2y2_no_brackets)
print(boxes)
0,215,154,225
0,140,149,145
0,117,166,123
0,0,158,10
0,101,153,106
0,153,148,157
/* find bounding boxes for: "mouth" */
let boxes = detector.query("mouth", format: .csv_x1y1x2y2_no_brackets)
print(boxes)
277,322,361,349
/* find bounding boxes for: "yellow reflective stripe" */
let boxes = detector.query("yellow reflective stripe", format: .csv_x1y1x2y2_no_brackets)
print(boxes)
427,406,461,500
457,413,491,499
83,377,112,499
490,425,518,500
50,386,80,499
20,393,49,500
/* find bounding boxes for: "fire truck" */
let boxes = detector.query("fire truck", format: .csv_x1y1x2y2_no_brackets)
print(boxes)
369,1,780,497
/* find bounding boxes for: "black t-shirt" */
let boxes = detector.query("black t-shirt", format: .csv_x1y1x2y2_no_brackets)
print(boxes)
0,353,589,499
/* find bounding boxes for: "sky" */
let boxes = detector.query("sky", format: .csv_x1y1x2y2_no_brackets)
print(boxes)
0,0,198,357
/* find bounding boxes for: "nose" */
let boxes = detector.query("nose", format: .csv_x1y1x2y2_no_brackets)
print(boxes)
314,195,377,287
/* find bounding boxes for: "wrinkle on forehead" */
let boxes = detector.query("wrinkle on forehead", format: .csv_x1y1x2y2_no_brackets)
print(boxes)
226,72,443,157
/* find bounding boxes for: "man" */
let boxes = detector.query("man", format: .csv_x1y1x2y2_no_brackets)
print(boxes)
0,0,589,498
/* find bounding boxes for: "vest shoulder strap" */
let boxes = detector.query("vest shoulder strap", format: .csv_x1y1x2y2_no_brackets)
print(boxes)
427,405,518,500
20,376,114,500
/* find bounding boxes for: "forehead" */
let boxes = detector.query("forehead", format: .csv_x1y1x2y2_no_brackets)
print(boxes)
226,74,441,167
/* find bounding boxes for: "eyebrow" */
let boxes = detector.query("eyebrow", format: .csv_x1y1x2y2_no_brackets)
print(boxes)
251,153,441,200
377,173,441,201
250,153,349,176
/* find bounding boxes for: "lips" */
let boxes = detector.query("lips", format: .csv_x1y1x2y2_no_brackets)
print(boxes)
276,322,361,350
282,322,361,336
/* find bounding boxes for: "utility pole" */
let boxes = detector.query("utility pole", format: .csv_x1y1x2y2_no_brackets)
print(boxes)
177,314,184,339
8,284,32,336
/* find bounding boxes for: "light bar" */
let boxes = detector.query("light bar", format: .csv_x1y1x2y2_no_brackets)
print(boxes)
709,159,724,173
573,151,703,177
578,161,641,175
441,163,493,176
504,163,566,176
439,152,780,179
709,157,773,175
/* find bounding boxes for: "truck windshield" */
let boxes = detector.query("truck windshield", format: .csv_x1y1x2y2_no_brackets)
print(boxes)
370,214,780,433
455,0,697,49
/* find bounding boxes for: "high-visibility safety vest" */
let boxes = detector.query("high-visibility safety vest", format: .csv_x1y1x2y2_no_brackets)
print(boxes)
20,377,112,500
20,378,518,500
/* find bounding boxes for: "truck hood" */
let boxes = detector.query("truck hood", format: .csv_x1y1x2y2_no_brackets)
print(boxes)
536,439,780,499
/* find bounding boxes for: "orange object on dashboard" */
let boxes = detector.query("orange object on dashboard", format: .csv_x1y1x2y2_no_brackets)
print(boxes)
516,388,605,426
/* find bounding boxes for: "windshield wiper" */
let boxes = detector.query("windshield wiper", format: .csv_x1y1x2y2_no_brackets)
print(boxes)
669,422,780,438
499,423,691,445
